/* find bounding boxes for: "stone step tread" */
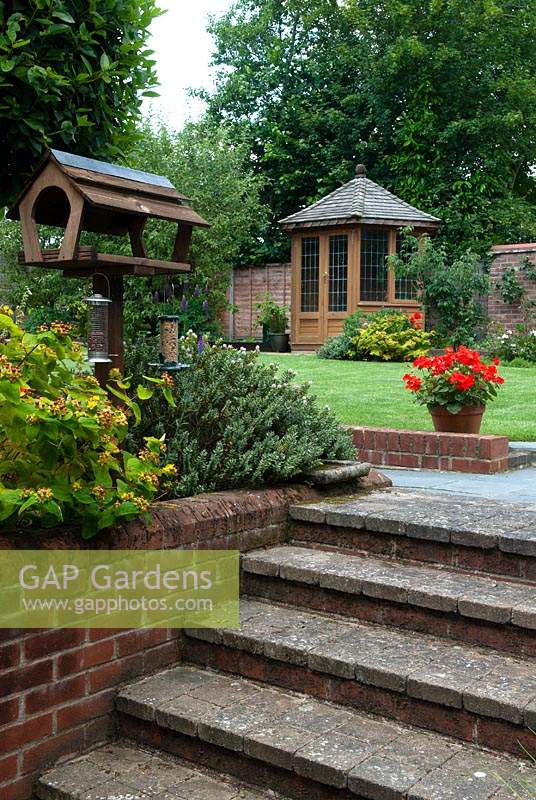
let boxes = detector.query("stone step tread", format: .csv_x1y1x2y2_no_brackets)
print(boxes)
242,545,536,627
116,664,535,800
37,740,281,800
289,489,536,556
186,599,536,726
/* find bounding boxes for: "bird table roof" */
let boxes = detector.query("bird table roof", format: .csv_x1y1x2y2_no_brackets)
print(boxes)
8,149,209,230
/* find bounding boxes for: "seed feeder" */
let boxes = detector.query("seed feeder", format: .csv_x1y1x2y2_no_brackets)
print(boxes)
86,289,112,364
155,314,189,373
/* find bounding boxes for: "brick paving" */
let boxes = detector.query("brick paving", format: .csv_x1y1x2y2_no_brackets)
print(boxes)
111,665,534,799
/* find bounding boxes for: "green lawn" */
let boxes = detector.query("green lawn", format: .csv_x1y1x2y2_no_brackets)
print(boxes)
259,354,536,441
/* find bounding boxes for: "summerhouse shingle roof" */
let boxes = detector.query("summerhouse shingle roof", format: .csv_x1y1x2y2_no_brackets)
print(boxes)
279,167,440,229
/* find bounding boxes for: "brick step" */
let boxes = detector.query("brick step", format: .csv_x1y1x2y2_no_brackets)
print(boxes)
36,740,285,800
241,545,536,656
183,599,536,757
289,489,536,580
116,664,535,800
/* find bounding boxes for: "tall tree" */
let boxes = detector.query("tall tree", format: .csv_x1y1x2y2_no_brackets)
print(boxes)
0,0,160,207
206,0,536,259
204,0,369,261
350,0,536,253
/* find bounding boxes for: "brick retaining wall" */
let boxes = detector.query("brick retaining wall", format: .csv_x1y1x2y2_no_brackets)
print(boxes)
351,427,509,473
0,485,325,800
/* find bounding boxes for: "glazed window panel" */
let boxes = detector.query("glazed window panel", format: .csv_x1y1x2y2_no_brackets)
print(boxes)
395,231,417,300
328,234,348,312
301,236,320,312
360,229,388,301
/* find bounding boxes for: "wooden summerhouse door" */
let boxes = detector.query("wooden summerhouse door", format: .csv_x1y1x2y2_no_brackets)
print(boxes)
292,229,356,348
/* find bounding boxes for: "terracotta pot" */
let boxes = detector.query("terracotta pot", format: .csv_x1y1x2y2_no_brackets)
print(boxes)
429,404,485,434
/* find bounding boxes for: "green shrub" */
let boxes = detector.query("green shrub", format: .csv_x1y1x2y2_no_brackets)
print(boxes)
126,333,356,497
317,335,351,360
348,312,432,362
0,311,173,537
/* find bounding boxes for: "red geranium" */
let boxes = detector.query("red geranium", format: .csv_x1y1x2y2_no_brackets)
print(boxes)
402,347,505,412
403,374,423,392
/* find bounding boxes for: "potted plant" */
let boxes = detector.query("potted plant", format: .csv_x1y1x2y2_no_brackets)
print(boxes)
255,293,290,352
402,347,505,434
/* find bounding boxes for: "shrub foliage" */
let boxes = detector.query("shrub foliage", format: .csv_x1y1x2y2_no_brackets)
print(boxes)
348,312,431,362
0,0,160,207
127,333,356,497
0,311,173,537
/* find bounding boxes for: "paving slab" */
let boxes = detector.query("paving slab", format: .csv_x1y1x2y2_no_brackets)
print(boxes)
242,546,536,630
115,665,535,800
381,468,536,504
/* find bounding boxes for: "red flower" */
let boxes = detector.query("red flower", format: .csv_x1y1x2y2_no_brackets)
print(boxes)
409,312,424,328
449,372,475,391
413,356,432,369
403,374,423,391
492,357,501,366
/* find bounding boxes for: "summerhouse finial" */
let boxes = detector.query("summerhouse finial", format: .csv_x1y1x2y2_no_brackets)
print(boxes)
355,163,367,177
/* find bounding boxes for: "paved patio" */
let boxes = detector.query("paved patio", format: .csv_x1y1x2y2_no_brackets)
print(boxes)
382,465,536,503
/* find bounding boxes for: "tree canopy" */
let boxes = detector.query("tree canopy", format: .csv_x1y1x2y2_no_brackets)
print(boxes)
205,0,536,259
0,0,160,208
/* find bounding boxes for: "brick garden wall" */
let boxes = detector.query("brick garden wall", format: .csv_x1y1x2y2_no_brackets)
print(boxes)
488,243,536,329
0,485,321,800
351,427,509,474
221,264,292,340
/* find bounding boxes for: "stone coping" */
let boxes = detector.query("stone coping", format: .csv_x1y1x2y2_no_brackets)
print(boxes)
0,466,389,551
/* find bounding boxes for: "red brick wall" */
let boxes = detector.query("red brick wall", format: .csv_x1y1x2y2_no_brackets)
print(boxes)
0,486,320,800
352,427,509,474
489,244,536,329
221,264,292,339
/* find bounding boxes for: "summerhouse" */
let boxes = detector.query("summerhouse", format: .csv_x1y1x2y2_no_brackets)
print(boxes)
279,165,440,350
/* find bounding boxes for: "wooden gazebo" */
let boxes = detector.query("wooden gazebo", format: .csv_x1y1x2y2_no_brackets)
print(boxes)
279,165,440,350
8,149,209,381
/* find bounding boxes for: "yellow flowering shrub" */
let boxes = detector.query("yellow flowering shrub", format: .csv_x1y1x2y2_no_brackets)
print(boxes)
0,312,174,538
348,312,432,362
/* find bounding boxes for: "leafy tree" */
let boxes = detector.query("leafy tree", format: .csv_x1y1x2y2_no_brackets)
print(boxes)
204,0,368,261
206,0,536,259
0,0,161,207
349,0,536,254
0,119,268,337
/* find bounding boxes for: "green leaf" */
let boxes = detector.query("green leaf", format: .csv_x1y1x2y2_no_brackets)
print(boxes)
136,385,154,400
163,387,176,407
100,52,110,70
52,10,75,23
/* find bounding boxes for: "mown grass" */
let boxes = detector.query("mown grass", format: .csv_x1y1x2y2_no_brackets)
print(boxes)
259,354,536,441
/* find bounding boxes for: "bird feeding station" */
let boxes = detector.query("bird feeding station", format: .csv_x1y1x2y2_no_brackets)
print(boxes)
8,148,210,385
